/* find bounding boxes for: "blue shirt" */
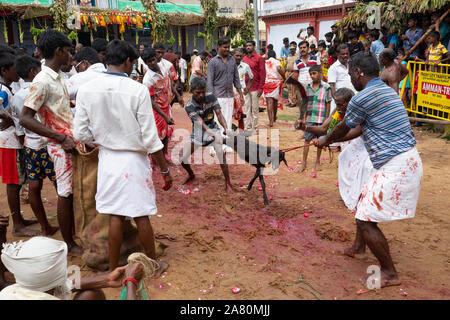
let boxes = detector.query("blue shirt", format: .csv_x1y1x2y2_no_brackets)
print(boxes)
370,40,385,62
403,28,424,58
280,46,290,59
344,77,416,169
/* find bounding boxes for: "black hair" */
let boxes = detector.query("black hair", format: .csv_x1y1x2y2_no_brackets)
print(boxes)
348,32,358,40
337,44,349,53
370,29,380,40
0,44,15,55
325,32,334,39
331,24,337,29
91,38,108,53
217,37,230,46
190,76,207,91
267,44,274,50
153,42,165,50
310,44,316,49
308,65,322,74
232,48,244,55
268,50,276,59
318,42,327,49
246,40,256,46
141,47,156,63
349,51,380,77
0,52,15,71
283,37,289,43
289,41,297,46
334,88,354,102
428,30,441,41
105,40,139,66
299,40,309,48
37,29,72,59
139,43,150,49
260,48,266,54
307,26,314,32
200,51,208,57
380,48,396,61
328,46,337,56
73,47,101,65
14,55,41,79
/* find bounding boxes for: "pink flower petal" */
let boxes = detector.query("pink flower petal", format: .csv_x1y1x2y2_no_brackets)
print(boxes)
297,160,302,164
304,213,309,218
269,195,273,200
311,173,317,178
232,286,241,294
159,285,163,289
336,182,339,186
288,166,294,171
257,185,263,191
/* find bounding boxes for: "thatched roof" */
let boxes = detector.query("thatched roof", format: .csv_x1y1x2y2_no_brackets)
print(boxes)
337,0,450,33
0,3,244,27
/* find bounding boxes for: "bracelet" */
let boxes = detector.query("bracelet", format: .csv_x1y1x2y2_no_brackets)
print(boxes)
60,135,67,143
161,168,170,176
122,277,138,288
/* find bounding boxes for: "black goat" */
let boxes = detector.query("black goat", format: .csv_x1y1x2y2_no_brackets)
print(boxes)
225,133,288,205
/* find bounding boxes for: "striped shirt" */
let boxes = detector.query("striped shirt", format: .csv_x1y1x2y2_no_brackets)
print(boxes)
344,77,416,169
306,81,332,124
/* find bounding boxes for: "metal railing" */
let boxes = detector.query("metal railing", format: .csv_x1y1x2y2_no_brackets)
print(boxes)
400,61,450,122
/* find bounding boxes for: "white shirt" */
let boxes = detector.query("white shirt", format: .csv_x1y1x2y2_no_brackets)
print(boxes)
179,58,187,83
237,61,253,90
293,56,320,85
12,82,47,150
11,78,26,94
66,63,107,100
327,59,356,92
137,56,149,75
74,72,163,155
0,84,22,149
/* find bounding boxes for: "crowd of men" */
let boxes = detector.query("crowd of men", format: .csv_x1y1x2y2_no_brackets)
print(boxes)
0,11,446,298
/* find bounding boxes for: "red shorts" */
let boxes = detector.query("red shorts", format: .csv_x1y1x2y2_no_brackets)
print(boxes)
0,148,26,185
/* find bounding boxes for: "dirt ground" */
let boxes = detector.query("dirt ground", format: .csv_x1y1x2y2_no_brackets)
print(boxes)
1,97,449,300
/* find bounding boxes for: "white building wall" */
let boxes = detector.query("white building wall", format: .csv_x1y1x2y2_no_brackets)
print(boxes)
267,21,309,59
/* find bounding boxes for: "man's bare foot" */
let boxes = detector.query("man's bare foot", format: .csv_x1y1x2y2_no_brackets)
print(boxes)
297,163,307,172
43,225,60,236
314,162,322,171
225,184,233,194
183,174,195,185
339,246,368,261
12,226,41,237
364,271,401,289
68,244,84,257
22,219,38,226
153,260,169,278
380,272,402,288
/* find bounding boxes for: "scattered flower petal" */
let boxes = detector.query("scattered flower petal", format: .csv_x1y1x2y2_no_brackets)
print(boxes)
269,195,273,200
304,213,309,218
297,160,302,164
311,173,317,178
159,285,163,289
232,286,241,294
288,166,294,171
356,289,368,295
257,185,263,191
336,182,339,186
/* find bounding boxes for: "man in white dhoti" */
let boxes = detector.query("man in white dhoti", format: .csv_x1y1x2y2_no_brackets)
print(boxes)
0,237,144,300
73,40,172,275
318,52,422,288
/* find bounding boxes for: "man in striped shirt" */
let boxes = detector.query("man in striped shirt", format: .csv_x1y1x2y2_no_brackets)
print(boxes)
318,52,423,289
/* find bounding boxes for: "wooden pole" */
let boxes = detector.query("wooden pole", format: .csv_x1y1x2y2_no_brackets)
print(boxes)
342,0,346,20
409,117,449,125
401,8,450,61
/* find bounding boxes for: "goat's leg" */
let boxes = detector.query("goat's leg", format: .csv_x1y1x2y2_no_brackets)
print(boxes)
259,173,269,205
248,167,260,190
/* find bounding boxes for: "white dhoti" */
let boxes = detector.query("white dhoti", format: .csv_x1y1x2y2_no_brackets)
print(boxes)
338,137,373,210
355,147,423,223
96,147,157,218
216,97,234,132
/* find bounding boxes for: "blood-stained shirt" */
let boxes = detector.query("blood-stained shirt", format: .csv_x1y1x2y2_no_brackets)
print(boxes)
143,68,171,109
24,65,74,142
265,58,282,83
158,58,178,101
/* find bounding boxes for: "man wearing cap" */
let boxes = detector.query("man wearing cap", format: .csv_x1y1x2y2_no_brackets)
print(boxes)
284,42,299,107
0,237,145,300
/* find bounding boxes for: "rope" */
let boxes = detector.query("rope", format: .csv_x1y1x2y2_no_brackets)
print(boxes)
280,143,314,153
126,252,160,300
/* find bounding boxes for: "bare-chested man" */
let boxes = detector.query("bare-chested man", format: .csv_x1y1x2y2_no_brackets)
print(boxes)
380,49,408,94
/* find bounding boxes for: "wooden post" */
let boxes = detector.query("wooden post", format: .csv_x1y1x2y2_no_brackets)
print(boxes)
409,117,449,125
401,8,450,61
342,0,346,20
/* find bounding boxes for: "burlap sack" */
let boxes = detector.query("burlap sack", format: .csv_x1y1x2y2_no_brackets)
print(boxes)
73,148,166,271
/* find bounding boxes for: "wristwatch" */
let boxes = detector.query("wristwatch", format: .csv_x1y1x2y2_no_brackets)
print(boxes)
161,168,170,176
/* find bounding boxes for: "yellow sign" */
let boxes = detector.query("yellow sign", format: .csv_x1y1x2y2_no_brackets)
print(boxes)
417,71,450,113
